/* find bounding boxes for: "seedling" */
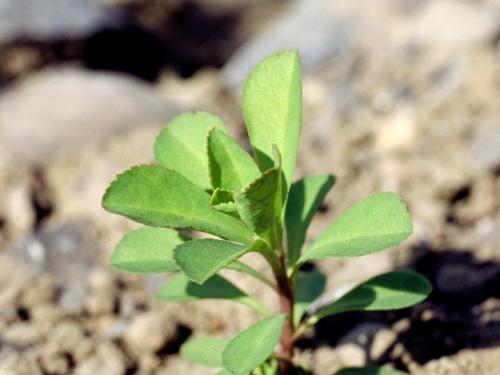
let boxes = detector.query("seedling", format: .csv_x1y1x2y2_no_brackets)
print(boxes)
102,50,431,375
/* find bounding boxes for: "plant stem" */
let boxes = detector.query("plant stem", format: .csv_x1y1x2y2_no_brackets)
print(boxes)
276,252,295,375
260,222,297,374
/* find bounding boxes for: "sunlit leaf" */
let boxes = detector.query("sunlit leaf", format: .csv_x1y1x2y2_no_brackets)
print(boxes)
210,188,238,214
111,227,187,274
207,127,260,191
223,315,286,375
299,192,412,263
180,337,228,367
215,370,233,375
234,166,282,245
243,50,302,192
102,165,253,244
175,239,249,284
154,111,227,190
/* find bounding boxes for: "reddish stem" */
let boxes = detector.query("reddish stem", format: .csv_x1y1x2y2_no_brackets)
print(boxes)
276,265,295,374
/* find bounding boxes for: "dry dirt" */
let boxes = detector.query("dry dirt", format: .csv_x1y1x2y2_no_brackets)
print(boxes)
0,0,499,374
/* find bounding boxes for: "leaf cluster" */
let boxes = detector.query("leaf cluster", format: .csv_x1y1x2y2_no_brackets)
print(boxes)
102,50,431,375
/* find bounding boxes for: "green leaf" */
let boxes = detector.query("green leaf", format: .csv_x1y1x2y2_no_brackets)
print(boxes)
207,128,260,191
234,166,283,245
243,50,302,192
309,271,432,323
156,273,267,315
102,165,253,244
154,111,227,190
255,360,279,375
111,227,187,274
335,367,409,375
222,315,286,375
210,188,238,214
180,337,228,367
299,192,412,263
215,370,233,375
174,239,249,284
293,270,326,326
285,175,335,265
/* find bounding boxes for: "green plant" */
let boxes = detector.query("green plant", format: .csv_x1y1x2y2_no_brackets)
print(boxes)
102,50,432,375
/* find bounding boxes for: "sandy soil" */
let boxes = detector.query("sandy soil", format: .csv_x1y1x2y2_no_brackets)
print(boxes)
0,0,499,374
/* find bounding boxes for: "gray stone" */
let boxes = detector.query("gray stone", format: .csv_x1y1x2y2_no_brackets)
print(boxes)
0,67,177,163
339,322,388,344
221,0,364,89
0,0,123,44
5,221,100,313
469,126,500,171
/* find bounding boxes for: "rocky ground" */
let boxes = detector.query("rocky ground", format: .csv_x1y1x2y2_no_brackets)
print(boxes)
0,0,499,374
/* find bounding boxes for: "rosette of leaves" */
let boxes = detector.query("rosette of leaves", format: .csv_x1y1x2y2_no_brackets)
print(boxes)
102,50,431,375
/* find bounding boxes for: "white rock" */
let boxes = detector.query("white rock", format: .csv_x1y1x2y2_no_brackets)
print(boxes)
123,309,177,355
0,351,43,375
4,181,34,238
74,342,126,375
2,322,43,347
0,0,123,44
413,0,500,48
375,110,417,153
48,320,86,351
0,67,176,163
336,343,366,367
87,268,115,292
370,328,397,360
469,126,500,171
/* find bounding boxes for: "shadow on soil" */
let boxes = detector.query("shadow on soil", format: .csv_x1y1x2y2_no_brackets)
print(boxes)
296,245,500,371
0,0,240,86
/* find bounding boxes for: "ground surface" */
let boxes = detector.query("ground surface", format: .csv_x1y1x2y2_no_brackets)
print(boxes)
0,0,499,374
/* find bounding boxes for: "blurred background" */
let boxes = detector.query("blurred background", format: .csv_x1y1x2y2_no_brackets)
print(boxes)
0,0,499,374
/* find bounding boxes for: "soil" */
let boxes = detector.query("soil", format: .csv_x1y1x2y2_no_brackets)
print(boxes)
0,0,499,374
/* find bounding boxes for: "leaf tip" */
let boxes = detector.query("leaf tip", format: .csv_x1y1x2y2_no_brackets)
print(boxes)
101,164,152,213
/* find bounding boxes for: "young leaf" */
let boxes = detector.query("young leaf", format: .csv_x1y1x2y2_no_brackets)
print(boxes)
243,50,302,192
293,270,326,326
285,175,336,265
335,367,409,375
256,360,279,375
111,227,187,274
102,165,253,244
156,273,267,315
180,337,228,368
154,111,227,190
207,128,260,191
174,239,249,284
299,192,412,263
222,315,286,375
309,271,432,323
234,166,282,245
210,188,238,214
